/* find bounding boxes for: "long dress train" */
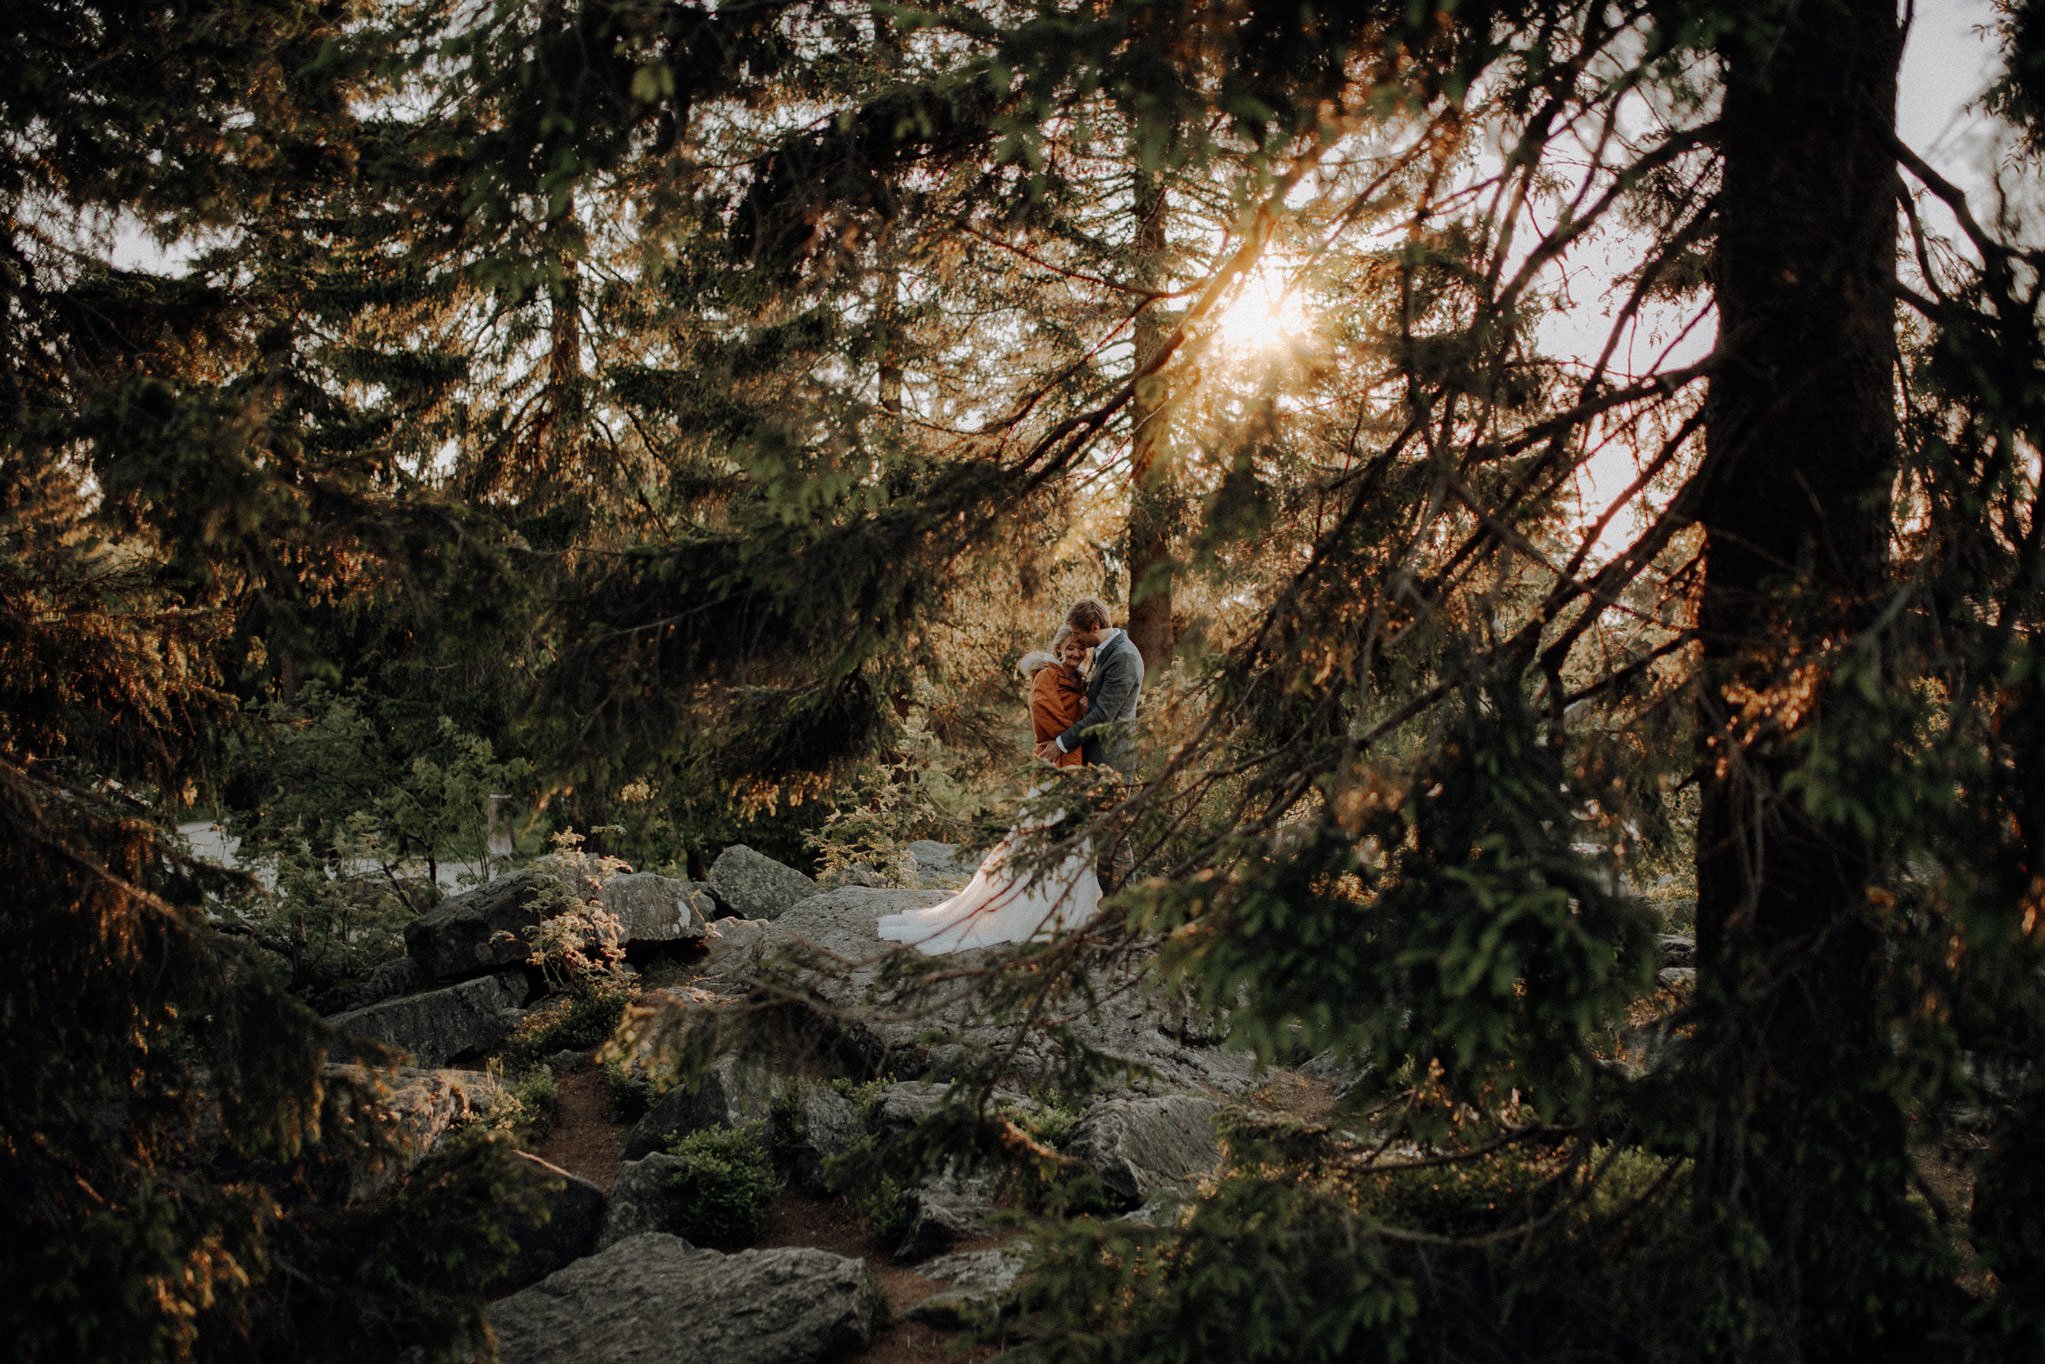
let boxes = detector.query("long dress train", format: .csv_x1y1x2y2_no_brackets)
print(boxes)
875,812,1100,955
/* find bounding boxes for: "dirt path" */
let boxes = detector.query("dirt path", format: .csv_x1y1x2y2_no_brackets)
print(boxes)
530,1061,629,1192
522,1054,1001,1361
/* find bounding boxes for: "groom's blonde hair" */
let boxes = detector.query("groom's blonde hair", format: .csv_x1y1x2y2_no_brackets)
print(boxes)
1065,597,1111,631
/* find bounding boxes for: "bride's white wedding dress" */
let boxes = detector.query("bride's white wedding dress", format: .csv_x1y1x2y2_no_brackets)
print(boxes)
875,814,1100,956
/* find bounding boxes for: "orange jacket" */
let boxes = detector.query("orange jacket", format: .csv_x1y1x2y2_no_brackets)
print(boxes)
1030,664,1087,767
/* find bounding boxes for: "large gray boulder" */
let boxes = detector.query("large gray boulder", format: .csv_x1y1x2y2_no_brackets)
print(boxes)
1657,933,1696,968
402,869,705,986
488,1234,882,1364
1066,1094,1223,1204
908,1246,1029,1327
622,1050,787,1160
323,1065,504,1200
602,873,713,948
747,888,1260,1095
708,845,819,921
597,1153,690,1249
402,872,551,981
893,1170,998,1259
493,1153,607,1292
693,916,775,992
326,971,527,1066
842,1081,998,1258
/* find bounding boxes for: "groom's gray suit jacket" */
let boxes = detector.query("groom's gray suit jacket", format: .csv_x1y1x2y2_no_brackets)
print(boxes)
1059,629,1144,772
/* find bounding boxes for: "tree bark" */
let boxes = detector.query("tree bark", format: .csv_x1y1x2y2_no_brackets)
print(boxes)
1125,154,1173,673
1694,0,1938,1348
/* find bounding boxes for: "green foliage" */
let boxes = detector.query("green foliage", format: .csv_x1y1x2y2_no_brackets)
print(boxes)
1146,688,1656,1130
261,1136,551,1364
992,1096,1119,1216
219,684,534,986
661,1124,781,1249
1009,1121,1703,1364
10,0,2045,1357
600,1056,655,1121
819,1083,923,1251
450,1064,563,1149
518,831,631,991
505,974,638,1064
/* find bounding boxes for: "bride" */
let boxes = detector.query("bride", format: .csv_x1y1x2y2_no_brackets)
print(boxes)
876,627,1102,955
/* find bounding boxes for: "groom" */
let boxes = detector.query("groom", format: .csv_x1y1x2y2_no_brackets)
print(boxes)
1035,597,1144,772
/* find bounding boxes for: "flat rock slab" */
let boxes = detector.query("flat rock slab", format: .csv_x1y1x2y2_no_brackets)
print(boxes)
908,1246,1029,1327
489,1233,880,1364
602,873,712,947
749,888,1259,1095
708,845,819,920
327,971,527,1067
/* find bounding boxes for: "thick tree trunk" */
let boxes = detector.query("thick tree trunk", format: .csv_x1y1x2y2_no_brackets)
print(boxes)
1694,0,1938,1349
1125,156,1173,674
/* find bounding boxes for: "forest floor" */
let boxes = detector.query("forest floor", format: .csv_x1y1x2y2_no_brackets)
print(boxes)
526,1051,1006,1363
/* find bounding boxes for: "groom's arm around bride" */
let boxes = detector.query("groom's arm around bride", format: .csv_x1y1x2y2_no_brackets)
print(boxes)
1035,598,1144,773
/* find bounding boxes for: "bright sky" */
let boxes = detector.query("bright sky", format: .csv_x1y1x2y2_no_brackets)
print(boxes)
1900,0,2004,184
1539,0,2014,550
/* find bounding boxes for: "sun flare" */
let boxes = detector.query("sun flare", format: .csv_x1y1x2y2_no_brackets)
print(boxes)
1211,264,1311,356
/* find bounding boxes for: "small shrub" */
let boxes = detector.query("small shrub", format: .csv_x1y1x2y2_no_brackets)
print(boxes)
502,1066,561,1144
1354,1140,1572,1238
834,1144,916,1252
818,1079,918,1248
996,1097,1115,1215
663,1124,780,1247
445,1063,561,1150
601,1055,653,1119
505,973,636,1062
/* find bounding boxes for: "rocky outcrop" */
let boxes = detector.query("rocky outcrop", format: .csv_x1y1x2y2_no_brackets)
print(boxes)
694,917,775,992
400,869,707,986
402,872,552,982
907,1246,1029,1327
1067,1094,1222,1205
893,1170,998,1259
747,887,1260,1094
597,1153,690,1250
326,971,527,1067
781,1083,861,1196
707,845,819,921
493,1154,607,1292
602,873,713,949
622,1051,785,1160
906,840,977,888
323,1065,503,1200
488,1233,882,1364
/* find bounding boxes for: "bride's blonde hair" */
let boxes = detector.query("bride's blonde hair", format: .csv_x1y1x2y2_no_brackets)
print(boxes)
1018,623,1076,679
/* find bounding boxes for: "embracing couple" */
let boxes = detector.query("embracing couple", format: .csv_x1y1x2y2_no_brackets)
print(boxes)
876,598,1144,956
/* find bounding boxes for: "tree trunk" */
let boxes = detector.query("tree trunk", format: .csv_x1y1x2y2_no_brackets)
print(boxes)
1694,0,1939,1349
1125,154,1173,674
877,264,904,415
